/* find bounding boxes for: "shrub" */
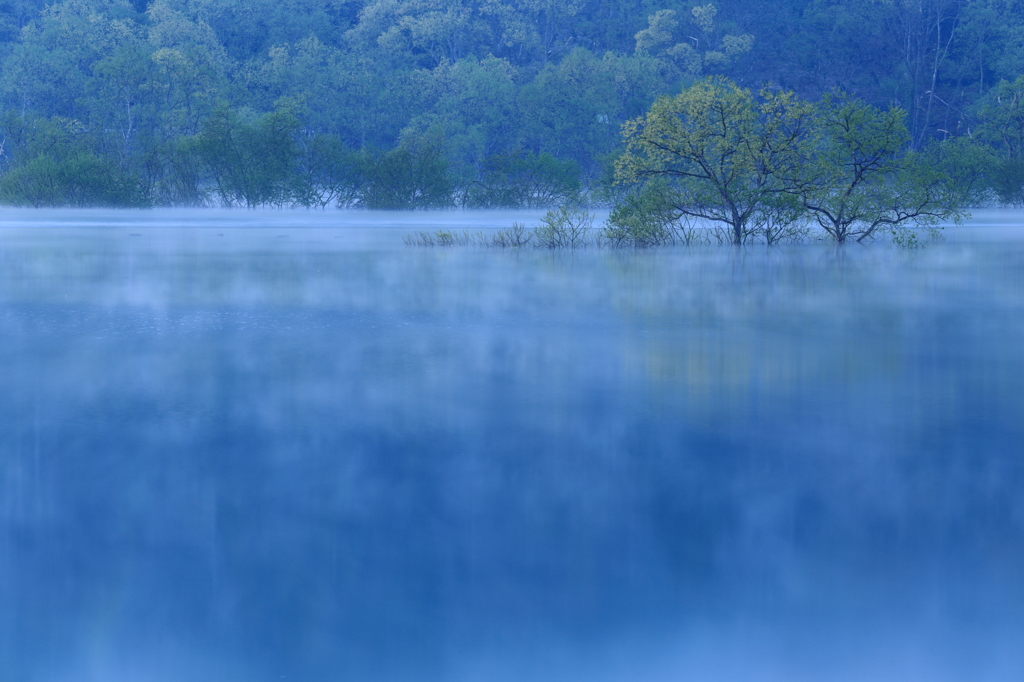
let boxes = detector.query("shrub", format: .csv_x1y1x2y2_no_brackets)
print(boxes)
358,144,455,209
533,205,595,248
992,158,1024,207
292,134,364,208
465,151,581,208
0,152,149,207
194,103,301,207
490,222,532,247
603,182,676,247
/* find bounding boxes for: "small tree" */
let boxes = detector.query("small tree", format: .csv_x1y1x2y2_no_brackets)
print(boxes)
464,150,580,208
615,77,813,244
292,133,363,208
358,143,455,209
194,101,301,207
797,91,911,242
854,140,976,241
602,179,677,247
973,76,1024,205
533,205,594,248
798,92,976,242
0,113,149,207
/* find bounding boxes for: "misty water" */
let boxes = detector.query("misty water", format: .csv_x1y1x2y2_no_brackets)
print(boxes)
1,208,1022,682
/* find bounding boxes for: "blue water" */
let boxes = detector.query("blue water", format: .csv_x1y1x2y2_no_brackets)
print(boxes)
1,208,1022,682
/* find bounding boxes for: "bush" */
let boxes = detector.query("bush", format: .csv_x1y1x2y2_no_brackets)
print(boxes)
194,103,302,207
490,222,532,247
154,136,210,207
533,205,595,248
464,151,581,208
0,152,149,207
603,182,676,247
292,134,364,208
359,144,455,209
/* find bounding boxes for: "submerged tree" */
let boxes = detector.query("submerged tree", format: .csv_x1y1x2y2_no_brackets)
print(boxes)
797,91,910,242
615,77,813,244
292,133,364,208
797,91,976,242
613,79,977,244
464,150,579,208
358,142,455,209
193,101,302,207
0,112,149,207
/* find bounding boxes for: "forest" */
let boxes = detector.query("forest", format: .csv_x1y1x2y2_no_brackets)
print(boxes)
0,0,1022,210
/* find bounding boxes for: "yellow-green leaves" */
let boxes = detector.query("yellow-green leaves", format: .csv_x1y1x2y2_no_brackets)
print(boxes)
633,3,753,78
614,80,975,244
615,77,809,243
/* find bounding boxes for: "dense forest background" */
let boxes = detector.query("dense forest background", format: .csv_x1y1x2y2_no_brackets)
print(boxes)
0,0,1022,207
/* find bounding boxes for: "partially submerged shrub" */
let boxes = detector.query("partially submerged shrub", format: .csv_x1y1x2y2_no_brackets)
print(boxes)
359,144,455,209
746,195,810,245
402,203,834,250
603,182,676,247
402,229,483,246
491,222,532,247
403,208,597,248
990,158,1024,207
533,205,595,248
0,152,149,207
465,151,581,208
888,224,944,249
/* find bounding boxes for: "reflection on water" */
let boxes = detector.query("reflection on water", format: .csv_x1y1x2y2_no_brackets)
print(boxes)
1,209,1023,682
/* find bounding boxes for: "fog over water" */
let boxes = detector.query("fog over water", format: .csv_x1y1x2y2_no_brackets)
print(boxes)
1,208,1022,682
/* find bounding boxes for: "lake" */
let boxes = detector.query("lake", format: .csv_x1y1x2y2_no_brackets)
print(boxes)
1,208,1022,682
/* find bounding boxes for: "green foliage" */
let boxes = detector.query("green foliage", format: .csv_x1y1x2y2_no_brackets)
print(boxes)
0,151,148,206
798,91,911,242
194,102,302,207
633,4,753,78
0,112,149,206
991,158,1024,206
152,135,208,206
613,79,977,244
533,205,594,248
916,136,994,210
0,0,1022,209
517,48,667,177
748,192,807,244
888,224,942,249
616,77,813,244
465,150,580,207
603,180,677,247
292,133,364,208
973,76,1024,204
358,143,455,209
403,212,595,248
974,76,1024,155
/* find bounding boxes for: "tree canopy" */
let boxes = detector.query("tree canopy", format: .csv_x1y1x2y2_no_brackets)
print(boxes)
0,0,1020,209
613,79,974,244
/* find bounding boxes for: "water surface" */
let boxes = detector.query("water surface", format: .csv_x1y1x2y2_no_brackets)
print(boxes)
1,208,1023,682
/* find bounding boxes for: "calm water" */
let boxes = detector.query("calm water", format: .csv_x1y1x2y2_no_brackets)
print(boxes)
1,208,1022,682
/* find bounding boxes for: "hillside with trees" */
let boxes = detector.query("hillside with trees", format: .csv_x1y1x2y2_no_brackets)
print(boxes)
0,0,1022,208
